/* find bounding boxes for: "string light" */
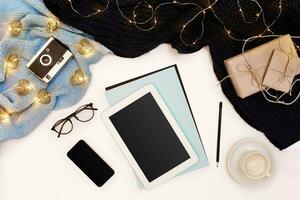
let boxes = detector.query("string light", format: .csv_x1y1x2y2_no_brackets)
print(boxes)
8,20,23,37
209,0,283,42
4,54,19,78
4,54,19,70
116,0,215,45
67,0,109,18
0,108,10,124
237,0,262,24
76,39,94,57
15,79,34,96
46,17,59,33
36,89,51,105
67,0,286,46
70,69,88,86
118,0,283,46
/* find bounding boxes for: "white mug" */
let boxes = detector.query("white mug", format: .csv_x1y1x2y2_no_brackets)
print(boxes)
239,151,271,180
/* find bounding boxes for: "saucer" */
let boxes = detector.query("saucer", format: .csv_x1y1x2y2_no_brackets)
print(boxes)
226,138,273,185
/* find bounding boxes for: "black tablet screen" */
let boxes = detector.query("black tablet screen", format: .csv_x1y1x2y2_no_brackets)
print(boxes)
109,92,190,182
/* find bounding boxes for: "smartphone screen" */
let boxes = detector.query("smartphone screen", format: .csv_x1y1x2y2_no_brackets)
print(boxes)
67,140,114,187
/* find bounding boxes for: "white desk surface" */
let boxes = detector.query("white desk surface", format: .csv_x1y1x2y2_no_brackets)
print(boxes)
0,45,299,200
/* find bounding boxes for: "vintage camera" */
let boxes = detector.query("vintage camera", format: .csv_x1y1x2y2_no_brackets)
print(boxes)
26,37,73,83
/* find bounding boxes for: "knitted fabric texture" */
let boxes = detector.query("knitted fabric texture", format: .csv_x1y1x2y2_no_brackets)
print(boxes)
0,0,110,142
44,0,300,150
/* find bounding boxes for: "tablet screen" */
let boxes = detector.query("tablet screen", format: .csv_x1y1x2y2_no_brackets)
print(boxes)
109,92,190,182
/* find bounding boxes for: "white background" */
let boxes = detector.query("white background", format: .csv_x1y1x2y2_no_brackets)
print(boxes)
0,45,299,200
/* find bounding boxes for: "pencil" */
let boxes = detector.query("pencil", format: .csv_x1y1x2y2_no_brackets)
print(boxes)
216,102,223,168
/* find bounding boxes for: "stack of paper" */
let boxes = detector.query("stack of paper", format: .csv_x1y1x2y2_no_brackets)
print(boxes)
105,65,208,187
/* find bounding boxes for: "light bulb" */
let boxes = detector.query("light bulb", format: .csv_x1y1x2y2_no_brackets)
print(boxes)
36,89,51,105
4,54,19,72
0,108,10,124
70,69,88,86
15,79,33,96
46,18,59,33
8,20,23,37
76,39,94,57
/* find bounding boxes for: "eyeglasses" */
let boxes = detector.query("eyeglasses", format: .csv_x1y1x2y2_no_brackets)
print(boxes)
51,103,98,138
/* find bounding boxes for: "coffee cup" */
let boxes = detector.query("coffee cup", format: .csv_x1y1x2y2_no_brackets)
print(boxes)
239,151,271,180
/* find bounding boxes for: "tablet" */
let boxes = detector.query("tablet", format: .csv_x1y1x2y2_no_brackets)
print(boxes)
102,84,198,190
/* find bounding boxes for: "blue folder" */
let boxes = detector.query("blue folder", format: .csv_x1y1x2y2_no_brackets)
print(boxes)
105,65,209,186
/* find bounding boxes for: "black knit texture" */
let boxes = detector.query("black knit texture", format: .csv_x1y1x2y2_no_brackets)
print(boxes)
44,0,300,150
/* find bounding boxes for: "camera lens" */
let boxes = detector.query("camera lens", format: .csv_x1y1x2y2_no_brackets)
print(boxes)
40,54,52,67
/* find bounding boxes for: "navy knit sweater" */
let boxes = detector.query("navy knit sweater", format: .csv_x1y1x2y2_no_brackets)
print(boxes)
44,0,300,150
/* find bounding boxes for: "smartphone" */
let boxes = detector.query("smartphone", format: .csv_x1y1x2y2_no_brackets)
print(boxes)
67,140,114,187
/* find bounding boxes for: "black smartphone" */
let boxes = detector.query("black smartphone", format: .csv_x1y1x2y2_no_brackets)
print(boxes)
67,140,114,187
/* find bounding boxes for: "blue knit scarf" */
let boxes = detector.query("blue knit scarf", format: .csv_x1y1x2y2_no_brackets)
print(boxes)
0,0,110,142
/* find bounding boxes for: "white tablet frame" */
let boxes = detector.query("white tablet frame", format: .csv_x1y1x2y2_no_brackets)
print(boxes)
102,84,198,190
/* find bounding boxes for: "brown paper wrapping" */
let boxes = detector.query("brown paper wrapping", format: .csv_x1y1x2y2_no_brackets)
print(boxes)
297,64,300,75
262,50,300,93
224,35,298,98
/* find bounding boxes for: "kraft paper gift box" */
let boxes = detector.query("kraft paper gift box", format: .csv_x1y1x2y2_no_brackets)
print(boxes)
297,64,300,75
224,34,298,98
262,50,300,93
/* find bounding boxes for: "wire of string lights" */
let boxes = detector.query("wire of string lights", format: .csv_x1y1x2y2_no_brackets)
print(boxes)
237,0,262,24
66,0,284,44
67,0,109,18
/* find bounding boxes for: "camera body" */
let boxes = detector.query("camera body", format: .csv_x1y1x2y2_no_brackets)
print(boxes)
27,37,73,83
